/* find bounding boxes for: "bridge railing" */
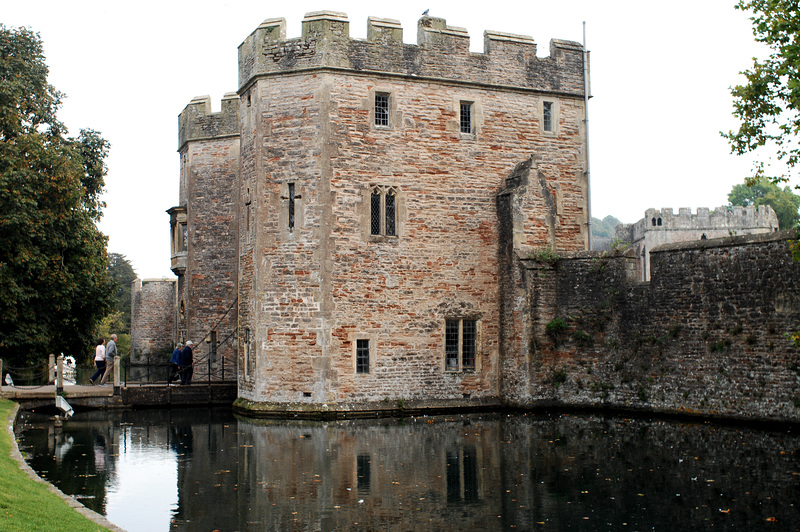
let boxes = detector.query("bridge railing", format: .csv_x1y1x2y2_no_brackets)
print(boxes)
121,353,236,386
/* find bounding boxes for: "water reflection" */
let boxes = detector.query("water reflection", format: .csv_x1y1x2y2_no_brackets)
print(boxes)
15,409,800,531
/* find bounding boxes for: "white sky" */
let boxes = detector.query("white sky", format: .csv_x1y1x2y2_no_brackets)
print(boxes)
4,1,769,279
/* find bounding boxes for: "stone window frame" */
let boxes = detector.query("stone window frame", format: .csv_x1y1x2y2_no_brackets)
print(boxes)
243,327,252,381
364,184,403,242
460,100,473,134
539,98,559,136
444,318,480,372
452,96,482,138
353,334,375,374
369,87,397,130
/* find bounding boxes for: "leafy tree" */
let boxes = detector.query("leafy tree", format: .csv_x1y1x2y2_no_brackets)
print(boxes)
724,1,800,186
107,253,137,333
728,178,800,229
0,25,113,366
591,215,623,238
96,311,131,362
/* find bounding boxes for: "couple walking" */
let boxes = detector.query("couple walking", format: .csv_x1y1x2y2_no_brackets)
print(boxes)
90,334,117,385
170,340,194,385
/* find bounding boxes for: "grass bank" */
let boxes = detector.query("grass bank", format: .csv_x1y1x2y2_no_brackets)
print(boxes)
0,398,112,531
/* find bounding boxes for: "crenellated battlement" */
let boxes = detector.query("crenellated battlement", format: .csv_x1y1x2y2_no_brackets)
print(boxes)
237,11,584,95
617,205,780,243
178,93,240,151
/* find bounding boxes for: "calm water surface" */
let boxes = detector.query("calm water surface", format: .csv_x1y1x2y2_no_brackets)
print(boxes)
15,408,800,531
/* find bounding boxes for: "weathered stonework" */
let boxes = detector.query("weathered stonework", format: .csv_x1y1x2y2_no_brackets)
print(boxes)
131,11,800,423
616,206,779,281
168,94,240,378
234,12,587,409
130,278,176,361
511,231,800,423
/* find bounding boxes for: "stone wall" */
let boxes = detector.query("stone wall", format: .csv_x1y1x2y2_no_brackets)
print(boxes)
616,205,779,281
130,278,177,362
512,231,800,422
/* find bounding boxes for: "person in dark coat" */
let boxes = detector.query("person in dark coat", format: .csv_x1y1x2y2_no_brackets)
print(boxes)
180,340,194,385
170,343,183,382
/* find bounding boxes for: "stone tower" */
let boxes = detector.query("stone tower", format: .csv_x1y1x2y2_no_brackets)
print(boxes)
230,11,588,411
167,93,240,379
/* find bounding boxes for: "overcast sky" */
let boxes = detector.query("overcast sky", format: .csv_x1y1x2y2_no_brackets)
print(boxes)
4,1,768,279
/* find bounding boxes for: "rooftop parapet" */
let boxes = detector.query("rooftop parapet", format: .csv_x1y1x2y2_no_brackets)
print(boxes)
178,93,240,151
238,12,585,96
617,205,780,242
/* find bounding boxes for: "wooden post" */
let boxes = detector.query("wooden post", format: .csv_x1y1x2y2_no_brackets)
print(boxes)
113,355,121,395
56,354,64,394
48,354,55,383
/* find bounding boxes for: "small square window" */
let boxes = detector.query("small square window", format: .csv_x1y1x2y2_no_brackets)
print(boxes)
356,339,370,373
445,319,477,371
542,101,553,132
460,101,473,134
375,93,389,127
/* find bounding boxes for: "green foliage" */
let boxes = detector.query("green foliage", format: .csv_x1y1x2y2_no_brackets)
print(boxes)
591,215,623,238
107,253,136,332
0,400,112,531
96,311,131,359
728,178,800,229
572,330,593,347
545,317,568,345
530,246,561,263
0,25,113,366
724,1,800,186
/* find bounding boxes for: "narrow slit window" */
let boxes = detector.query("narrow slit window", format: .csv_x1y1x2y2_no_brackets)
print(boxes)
356,339,370,373
445,320,460,371
460,101,473,134
375,93,389,126
385,189,396,236
370,189,382,235
461,319,476,369
543,101,553,132
288,182,295,231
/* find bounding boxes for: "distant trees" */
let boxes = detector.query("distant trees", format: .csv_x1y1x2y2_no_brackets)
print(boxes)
0,25,113,366
107,253,136,333
728,178,800,229
592,215,623,238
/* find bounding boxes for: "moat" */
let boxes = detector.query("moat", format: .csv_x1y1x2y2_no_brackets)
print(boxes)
14,408,800,531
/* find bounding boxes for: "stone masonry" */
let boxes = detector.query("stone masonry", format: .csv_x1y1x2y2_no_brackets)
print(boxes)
234,12,588,410
616,205,779,281
130,278,176,361
129,10,800,422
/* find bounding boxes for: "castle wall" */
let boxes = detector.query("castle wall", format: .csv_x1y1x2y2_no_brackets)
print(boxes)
616,205,779,281
130,278,177,362
513,231,800,422
236,10,588,407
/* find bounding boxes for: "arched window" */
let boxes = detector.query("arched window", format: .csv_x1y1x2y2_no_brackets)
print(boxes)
370,186,398,237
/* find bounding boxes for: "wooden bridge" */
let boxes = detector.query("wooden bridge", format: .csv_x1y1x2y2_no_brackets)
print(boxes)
1,382,238,411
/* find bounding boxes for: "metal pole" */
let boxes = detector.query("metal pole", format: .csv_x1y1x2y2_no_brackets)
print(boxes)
583,21,593,251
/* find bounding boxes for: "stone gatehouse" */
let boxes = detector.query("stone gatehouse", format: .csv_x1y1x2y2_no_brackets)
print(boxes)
130,11,800,422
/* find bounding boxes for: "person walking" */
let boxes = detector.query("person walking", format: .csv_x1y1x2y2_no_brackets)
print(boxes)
100,334,117,385
89,338,106,385
170,342,183,382
180,340,194,385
